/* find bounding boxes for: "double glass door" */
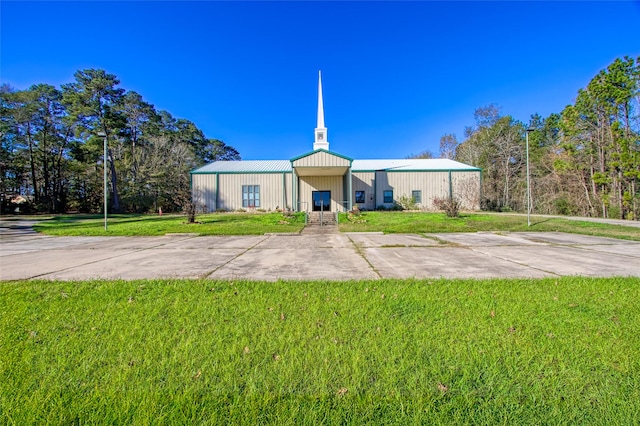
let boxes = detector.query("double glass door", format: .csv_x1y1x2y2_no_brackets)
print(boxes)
312,191,331,211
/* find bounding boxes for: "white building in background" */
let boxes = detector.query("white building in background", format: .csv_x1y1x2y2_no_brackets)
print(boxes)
191,72,481,213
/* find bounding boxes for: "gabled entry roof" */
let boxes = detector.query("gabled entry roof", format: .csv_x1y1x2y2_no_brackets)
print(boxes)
291,149,352,177
290,149,353,164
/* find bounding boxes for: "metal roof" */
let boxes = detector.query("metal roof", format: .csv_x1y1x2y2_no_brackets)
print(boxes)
351,158,480,171
192,160,292,174
192,157,480,174
290,148,353,163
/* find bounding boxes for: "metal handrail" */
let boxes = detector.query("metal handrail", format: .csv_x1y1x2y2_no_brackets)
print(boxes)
302,199,350,227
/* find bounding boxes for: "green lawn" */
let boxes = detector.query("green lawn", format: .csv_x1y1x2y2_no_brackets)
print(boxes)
27,211,640,240
31,212,306,236
339,211,640,241
2,278,639,424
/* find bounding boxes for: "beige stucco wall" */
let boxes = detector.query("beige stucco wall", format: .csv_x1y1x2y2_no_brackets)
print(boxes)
351,170,480,210
297,175,345,212
380,171,449,209
351,172,375,210
192,173,292,211
193,169,480,212
451,171,481,210
191,174,217,211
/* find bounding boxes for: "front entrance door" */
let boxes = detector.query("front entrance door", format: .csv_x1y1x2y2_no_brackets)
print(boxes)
312,191,331,211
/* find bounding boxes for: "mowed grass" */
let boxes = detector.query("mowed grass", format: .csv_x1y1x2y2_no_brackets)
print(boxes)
2,278,639,424
28,211,640,240
338,211,640,241
31,212,306,236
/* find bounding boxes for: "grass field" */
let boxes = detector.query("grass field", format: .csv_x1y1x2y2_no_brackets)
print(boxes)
31,212,306,236
339,211,640,241
2,277,639,424
26,211,640,241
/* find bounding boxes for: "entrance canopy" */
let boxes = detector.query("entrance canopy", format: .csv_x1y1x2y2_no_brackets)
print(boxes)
290,149,353,176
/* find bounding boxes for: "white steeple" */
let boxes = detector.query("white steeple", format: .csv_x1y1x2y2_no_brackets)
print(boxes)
314,70,329,151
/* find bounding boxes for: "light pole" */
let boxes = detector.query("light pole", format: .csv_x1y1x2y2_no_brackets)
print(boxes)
525,127,534,227
97,131,108,231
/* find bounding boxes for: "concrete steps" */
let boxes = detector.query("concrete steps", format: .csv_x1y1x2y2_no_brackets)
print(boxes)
302,212,339,234
306,211,337,226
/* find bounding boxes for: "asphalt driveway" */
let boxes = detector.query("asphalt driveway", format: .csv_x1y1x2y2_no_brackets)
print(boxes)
1,219,639,281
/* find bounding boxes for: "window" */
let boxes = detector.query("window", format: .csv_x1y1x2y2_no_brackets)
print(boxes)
383,190,393,204
355,191,365,204
412,190,422,204
242,185,260,208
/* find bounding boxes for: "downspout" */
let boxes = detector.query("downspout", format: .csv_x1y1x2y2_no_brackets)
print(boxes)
448,170,453,200
215,173,219,211
347,168,352,211
297,174,301,211
340,174,344,212
282,172,286,210
373,171,377,210
292,169,297,211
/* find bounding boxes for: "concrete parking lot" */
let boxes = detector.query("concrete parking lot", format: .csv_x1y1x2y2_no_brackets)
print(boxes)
1,219,639,281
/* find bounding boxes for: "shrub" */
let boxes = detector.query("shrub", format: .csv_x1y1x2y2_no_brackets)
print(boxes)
608,206,621,220
395,194,418,210
554,196,577,216
433,196,460,217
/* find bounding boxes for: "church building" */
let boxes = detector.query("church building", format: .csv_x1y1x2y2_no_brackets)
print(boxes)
191,73,481,213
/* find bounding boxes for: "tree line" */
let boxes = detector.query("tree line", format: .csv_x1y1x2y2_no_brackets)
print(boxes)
0,69,240,214
3,59,638,219
422,56,639,220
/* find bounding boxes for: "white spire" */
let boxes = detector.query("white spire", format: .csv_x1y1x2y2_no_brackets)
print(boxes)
314,70,329,150
317,70,325,128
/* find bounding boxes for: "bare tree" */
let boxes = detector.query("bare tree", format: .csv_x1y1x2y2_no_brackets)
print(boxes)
438,133,458,159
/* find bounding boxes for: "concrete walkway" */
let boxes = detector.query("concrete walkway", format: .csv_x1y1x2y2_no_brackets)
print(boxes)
1,219,639,281
494,212,640,228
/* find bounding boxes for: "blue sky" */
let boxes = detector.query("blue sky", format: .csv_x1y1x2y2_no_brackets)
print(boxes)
2,1,639,160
